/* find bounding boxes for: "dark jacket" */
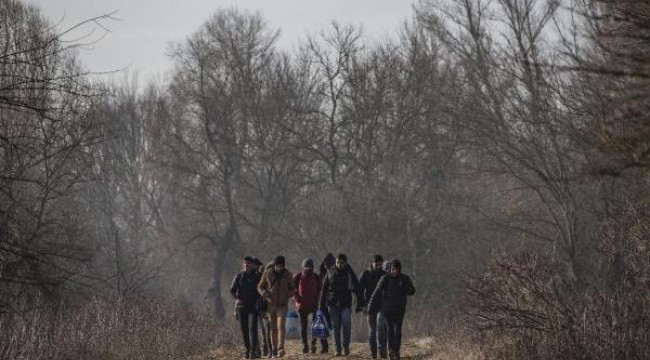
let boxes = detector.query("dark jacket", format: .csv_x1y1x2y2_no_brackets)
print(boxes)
359,268,387,311
367,273,415,315
320,265,363,309
293,270,321,311
230,269,262,309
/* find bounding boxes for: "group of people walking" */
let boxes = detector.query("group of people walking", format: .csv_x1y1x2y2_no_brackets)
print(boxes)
230,253,415,359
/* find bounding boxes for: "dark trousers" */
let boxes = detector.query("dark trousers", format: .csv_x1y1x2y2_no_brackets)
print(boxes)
237,307,259,355
298,308,328,350
383,311,404,356
369,311,388,356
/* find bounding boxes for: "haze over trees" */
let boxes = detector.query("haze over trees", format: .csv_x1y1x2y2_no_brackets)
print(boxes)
1,0,649,358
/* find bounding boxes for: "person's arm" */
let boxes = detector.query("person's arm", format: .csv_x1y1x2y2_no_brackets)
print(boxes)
292,273,302,302
401,275,416,296
366,275,386,314
319,275,329,310
230,273,240,299
351,270,364,310
257,270,270,299
359,270,368,300
287,270,296,298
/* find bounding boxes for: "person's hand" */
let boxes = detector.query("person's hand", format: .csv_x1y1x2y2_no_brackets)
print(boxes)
234,299,243,306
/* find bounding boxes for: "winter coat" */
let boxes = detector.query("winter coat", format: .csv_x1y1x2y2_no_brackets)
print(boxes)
367,273,415,315
319,265,363,309
293,270,321,311
230,269,262,310
257,267,295,307
359,268,387,311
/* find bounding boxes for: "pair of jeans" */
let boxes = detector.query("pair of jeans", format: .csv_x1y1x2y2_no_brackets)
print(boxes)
298,307,328,350
266,304,288,352
257,314,270,355
236,307,259,355
369,311,388,356
328,306,352,352
383,311,404,357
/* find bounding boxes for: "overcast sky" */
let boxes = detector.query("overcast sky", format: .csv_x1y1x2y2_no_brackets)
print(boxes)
26,0,417,82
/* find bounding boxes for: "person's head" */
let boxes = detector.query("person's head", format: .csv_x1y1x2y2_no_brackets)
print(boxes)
371,254,384,271
302,258,314,273
243,256,254,271
390,259,402,276
335,253,348,270
382,260,391,272
273,255,286,272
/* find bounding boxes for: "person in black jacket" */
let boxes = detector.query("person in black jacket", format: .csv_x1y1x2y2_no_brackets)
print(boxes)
367,259,415,360
319,253,363,356
359,254,388,358
230,256,263,359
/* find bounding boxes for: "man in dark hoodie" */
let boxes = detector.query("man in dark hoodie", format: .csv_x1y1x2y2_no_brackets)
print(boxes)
230,256,263,359
319,253,363,356
367,259,415,360
359,254,388,358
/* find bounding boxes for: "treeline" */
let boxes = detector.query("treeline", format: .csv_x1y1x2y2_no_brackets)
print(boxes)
1,0,649,358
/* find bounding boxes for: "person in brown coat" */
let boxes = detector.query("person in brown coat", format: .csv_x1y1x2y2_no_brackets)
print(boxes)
257,255,295,358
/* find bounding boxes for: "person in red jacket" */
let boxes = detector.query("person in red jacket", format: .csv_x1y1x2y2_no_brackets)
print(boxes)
293,258,325,354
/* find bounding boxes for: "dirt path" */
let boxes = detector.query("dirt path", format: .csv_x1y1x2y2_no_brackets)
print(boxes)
206,339,433,359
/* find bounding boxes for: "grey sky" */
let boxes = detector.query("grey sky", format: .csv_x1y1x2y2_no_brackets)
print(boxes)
27,0,417,82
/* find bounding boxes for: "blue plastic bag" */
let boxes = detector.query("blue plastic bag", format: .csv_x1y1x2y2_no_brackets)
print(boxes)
311,310,329,339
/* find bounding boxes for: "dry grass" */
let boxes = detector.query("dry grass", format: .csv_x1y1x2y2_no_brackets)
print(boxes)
0,298,234,360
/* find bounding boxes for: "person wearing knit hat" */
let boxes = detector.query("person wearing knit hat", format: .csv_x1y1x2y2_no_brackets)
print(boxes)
359,254,388,358
258,255,295,358
366,259,415,360
292,257,325,354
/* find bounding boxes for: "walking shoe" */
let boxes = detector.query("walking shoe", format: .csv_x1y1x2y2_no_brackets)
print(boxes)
269,349,276,358
371,352,378,359
249,352,261,359
320,347,329,354
301,345,309,354
277,348,285,357
343,347,350,356
335,350,342,356
310,344,317,354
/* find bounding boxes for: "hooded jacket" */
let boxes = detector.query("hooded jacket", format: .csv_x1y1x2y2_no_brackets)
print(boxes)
230,268,262,310
293,270,321,311
257,266,295,307
319,265,363,309
367,273,415,315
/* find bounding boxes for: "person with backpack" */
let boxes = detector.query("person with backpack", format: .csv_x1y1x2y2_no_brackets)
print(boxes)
230,256,263,359
292,258,326,354
257,255,295,358
319,253,363,356
359,254,388,358
367,259,416,360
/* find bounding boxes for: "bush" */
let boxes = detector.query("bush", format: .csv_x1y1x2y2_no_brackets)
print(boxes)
464,203,650,359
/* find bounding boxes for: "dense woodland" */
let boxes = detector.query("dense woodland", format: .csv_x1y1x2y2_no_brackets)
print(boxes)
1,0,649,358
